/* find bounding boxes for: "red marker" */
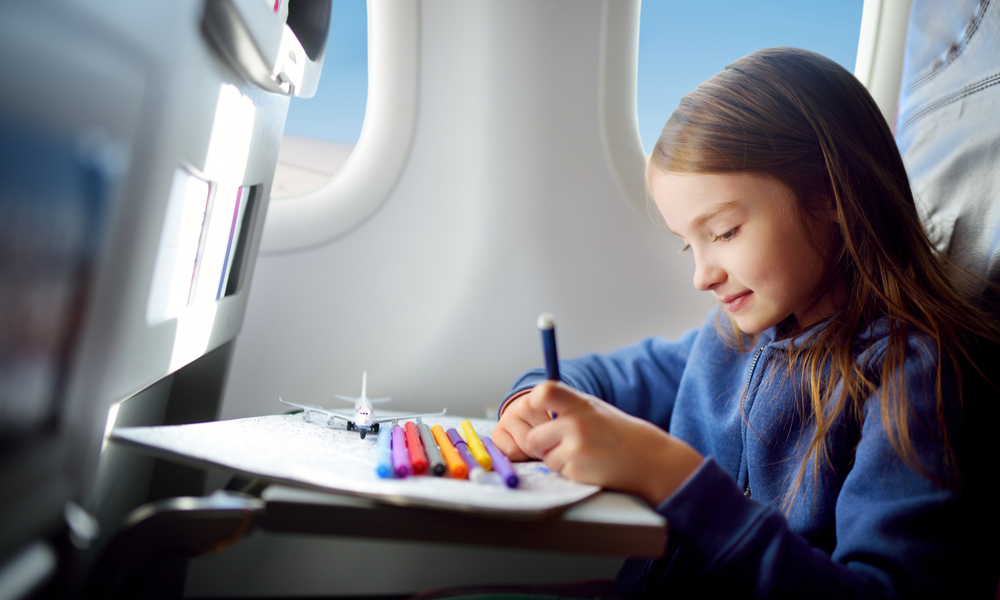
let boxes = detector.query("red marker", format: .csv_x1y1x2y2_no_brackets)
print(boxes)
404,421,429,475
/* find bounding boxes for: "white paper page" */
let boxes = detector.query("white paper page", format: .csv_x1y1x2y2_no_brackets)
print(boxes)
111,414,599,517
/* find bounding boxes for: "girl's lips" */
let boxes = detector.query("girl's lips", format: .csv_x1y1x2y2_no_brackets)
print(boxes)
719,290,752,312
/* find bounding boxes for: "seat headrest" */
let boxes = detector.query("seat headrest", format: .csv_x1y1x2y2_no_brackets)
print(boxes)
896,0,1000,308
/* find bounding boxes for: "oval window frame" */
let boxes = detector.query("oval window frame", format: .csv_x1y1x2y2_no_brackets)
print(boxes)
261,0,419,254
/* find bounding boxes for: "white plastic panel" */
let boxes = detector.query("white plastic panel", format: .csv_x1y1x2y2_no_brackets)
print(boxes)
147,168,211,324
855,0,914,128
260,0,419,252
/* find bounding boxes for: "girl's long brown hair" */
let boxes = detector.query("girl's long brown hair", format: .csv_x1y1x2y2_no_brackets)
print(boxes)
649,48,997,495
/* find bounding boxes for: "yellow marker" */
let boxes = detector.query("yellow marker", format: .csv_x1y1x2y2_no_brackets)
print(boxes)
431,424,468,479
461,420,492,470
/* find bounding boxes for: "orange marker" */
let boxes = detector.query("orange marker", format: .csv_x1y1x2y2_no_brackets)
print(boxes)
404,421,429,475
431,424,468,479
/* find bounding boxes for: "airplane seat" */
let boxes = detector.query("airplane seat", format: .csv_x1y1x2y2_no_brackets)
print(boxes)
895,0,1000,314
894,2,1000,598
0,1,331,598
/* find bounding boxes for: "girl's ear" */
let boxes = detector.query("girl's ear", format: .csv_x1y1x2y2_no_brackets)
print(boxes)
798,198,844,259
825,206,841,225
817,191,840,223
813,193,841,226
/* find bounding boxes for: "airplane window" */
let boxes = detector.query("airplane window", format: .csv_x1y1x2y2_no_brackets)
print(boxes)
272,0,367,197
637,1,864,153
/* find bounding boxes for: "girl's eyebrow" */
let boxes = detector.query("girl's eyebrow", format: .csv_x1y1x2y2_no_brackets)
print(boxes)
690,200,741,227
666,200,742,237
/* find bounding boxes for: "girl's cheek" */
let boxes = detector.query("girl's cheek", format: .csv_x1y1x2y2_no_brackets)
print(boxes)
742,239,781,282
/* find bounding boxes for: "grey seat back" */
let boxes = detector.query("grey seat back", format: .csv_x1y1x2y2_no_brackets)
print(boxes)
896,0,1000,313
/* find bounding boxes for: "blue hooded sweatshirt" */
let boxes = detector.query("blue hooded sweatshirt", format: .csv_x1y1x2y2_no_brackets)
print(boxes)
504,310,998,599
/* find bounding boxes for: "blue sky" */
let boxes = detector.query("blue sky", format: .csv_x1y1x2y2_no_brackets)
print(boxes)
284,1,864,153
283,0,368,144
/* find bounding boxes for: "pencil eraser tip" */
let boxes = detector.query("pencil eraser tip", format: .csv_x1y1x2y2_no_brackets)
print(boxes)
537,313,555,329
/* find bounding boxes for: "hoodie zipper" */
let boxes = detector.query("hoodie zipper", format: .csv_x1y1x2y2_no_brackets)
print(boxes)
741,346,765,497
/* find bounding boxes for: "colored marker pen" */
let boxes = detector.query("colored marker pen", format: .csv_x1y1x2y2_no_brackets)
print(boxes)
482,437,519,488
417,421,447,476
404,421,429,475
391,424,412,478
460,420,492,470
431,424,468,479
538,312,560,417
447,428,487,483
375,424,393,478
538,312,560,381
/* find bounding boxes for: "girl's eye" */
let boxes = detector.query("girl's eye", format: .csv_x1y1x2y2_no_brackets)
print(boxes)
712,227,740,243
679,242,691,253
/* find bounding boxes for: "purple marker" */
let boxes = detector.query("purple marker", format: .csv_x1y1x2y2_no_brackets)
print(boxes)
446,428,487,483
391,425,412,478
482,436,519,488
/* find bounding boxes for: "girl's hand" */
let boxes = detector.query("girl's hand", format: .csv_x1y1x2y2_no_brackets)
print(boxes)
492,389,554,461
524,381,704,506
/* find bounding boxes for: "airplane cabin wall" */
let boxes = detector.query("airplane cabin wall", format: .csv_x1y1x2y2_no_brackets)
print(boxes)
218,0,713,423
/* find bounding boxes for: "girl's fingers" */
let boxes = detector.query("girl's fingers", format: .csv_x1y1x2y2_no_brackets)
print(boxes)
490,424,532,461
524,417,573,459
527,381,589,417
524,384,601,460
502,414,544,460
530,422,601,485
507,391,557,427
537,437,572,475
495,390,558,460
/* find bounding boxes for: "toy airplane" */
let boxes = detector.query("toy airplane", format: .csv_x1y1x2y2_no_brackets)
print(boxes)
278,372,446,439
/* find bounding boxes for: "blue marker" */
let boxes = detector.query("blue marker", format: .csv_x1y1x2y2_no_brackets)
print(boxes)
538,313,560,418
538,313,560,381
376,424,393,478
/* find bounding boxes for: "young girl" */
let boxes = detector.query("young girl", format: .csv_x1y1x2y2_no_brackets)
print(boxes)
492,48,999,599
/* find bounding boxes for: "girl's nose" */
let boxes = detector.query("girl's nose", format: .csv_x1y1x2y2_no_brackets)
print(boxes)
692,254,725,291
